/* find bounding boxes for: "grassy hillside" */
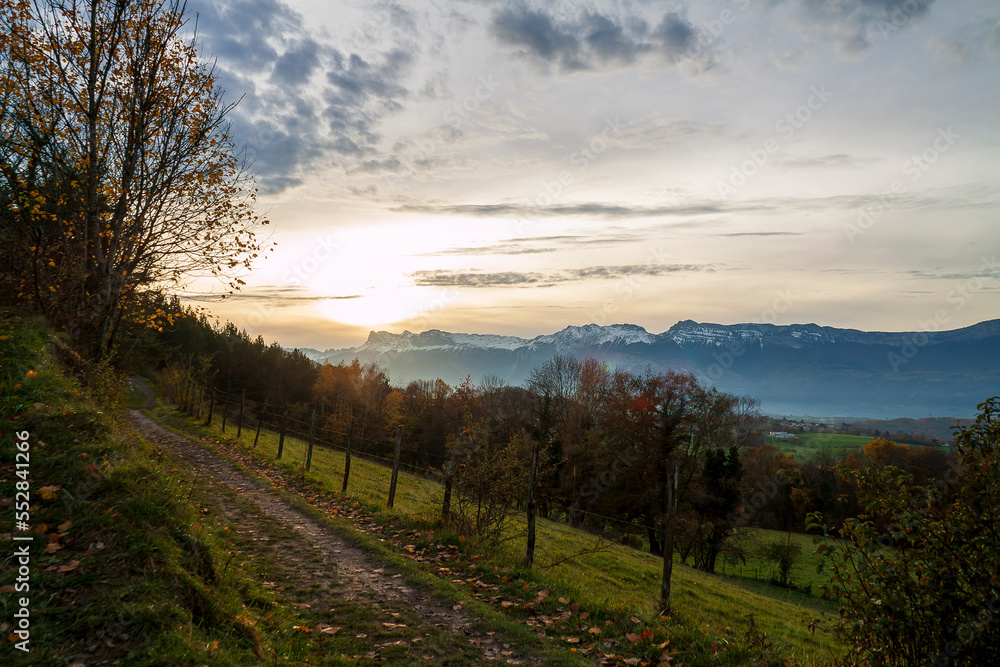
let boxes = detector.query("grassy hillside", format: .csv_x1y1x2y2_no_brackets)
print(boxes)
149,397,845,665
2,316,485,665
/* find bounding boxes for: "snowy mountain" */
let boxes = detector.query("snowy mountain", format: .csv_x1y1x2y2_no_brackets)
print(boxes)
296,320,1000,418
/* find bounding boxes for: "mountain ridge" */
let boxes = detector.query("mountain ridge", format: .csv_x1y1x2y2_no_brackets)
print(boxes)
292,319,1000,418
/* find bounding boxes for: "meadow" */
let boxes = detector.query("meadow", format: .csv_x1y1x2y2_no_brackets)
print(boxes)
144,389,846,665
769,432,871,460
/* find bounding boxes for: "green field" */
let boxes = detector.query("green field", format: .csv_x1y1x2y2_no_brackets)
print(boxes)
713,529,838,604
148,399,846,665
770,432,871,461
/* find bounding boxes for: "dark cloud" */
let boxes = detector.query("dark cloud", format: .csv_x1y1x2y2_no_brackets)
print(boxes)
489,3,714,74
774,0,939,56
188,0,416,193
583,13,651,64
393,201,771,219
324,49,415,157
410,264,710,288
272,38,323,86
491,6,586,71
182,286,363,304
653,12,698,61
412,271,551,287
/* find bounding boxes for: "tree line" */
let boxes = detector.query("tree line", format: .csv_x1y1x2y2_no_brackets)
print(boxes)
146,304,957,565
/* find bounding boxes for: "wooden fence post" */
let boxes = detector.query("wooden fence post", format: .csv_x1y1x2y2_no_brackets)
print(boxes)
341,419,354,493
237,389,245,438
205,389,215,426
305,410,316,472
221,398,228,433
442,439,457,523
277,405,288,459
253,399,268,449
525,436,541,567
197,385,205,420
387,425,403,509
661,459,679,614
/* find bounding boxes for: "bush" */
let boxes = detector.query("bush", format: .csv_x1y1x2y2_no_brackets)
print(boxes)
810,397,1000,666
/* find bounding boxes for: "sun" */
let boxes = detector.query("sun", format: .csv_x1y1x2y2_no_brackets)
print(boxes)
317,287,426,328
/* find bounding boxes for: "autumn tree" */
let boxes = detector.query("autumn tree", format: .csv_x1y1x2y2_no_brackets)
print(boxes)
0,0,267,361
811,397,1000,666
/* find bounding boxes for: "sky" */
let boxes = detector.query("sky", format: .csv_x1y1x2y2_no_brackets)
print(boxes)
181,0,1000,351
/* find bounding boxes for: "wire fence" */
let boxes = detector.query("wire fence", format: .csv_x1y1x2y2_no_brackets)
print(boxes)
165,380,682,558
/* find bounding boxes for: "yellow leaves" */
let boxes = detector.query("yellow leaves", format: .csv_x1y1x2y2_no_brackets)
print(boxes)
39,485,61,500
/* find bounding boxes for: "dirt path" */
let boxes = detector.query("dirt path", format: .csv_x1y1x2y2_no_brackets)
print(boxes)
129,409,533,665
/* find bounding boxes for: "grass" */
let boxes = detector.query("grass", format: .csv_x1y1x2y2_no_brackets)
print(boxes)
713,529,839,606
152,400,847,665
770,432,871,461
0,315,432,665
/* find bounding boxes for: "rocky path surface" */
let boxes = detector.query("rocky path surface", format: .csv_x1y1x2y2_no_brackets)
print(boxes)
129,408,532,665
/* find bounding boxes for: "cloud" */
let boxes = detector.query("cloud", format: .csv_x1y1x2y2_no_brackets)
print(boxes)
772,0,939,57
989,20,1000,55
188,0,417,193
412,270,551,288
410,263,711,288
393,200,771,219
717,231,804,237
608,113,726,150
925,18,1000,65
776,153,878,169
181,285,363,304
488,3,716,74
423,242,557,256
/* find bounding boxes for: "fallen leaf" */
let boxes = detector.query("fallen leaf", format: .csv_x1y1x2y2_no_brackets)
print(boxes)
44,542,63,554
38,485,60,500
626,632,639,643
56,560,79,573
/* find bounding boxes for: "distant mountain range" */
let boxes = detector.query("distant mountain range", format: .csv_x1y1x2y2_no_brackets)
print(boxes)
296,320,1000,419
